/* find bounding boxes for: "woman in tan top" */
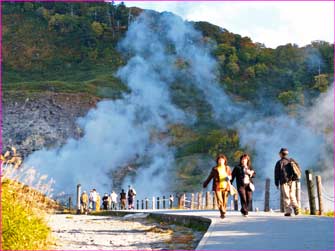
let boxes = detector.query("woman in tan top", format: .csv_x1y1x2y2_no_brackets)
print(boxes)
203,154,232,219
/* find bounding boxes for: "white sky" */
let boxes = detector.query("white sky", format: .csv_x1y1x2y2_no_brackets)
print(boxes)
116,1,334,48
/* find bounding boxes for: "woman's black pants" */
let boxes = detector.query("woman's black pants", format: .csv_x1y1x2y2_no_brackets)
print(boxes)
238,185,253,215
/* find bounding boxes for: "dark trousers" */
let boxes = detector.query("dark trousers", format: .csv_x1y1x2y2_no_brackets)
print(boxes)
238,185,253,215
103,202,108,210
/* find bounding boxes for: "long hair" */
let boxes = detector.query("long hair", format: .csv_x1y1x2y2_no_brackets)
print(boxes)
239,153,251,168
216,154,228,166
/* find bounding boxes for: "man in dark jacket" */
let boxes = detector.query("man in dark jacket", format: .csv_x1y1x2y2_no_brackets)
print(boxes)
102,193,109,210
274,148,300,216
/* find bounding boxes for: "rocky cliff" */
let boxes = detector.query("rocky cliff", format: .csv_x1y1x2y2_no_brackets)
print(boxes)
2,92,100,159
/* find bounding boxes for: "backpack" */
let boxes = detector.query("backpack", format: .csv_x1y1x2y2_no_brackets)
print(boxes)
286,159,302,181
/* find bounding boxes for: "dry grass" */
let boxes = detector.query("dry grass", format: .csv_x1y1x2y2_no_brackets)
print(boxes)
172,234,194,244
1,163,60,250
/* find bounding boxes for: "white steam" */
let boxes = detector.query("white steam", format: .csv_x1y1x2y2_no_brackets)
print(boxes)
23,11,245,196
236,85,334,210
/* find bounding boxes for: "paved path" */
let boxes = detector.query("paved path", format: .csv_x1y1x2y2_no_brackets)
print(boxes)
147,210,334,250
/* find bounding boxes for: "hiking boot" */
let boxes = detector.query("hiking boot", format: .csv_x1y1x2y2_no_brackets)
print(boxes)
284,213,291,217
220,213,226,219
294,207,300,215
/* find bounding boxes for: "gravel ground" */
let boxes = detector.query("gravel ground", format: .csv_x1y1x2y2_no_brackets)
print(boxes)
47,214,204,250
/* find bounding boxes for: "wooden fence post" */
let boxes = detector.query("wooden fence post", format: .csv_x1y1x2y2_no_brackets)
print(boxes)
178,195,182,209
198,192,202,210
163,196,166,209
169,195,173,209
191,193,195,210
296,181,301,209
205,191,210,209
152,196,155,210
316,176,323,215
305,170,316,215
264,178,270,212
68,197,72,211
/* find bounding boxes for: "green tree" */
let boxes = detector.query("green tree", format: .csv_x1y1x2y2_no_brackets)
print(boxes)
278,90,304,106
313,74,329,92
227,62,240,75
244,66,255,79
91,21,104,37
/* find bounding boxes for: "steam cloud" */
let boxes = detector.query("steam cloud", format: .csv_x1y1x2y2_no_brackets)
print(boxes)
23,11,333,210
24,11,230,197
236,86,334,210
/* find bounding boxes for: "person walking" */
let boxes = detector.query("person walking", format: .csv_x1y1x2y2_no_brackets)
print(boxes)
275,148,301,216
80,191,89,214
120,189,127,210
91,189,98,211
88,190,93,211
203,154,232,219
169,194,174,209
127,185,137,209
111,191,118,210
102,193,109,210
96,192,101,211
231,154,256,217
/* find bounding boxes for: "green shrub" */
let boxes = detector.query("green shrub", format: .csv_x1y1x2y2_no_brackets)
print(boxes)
324,211,334,217
1,164,58,250
1,180,52,250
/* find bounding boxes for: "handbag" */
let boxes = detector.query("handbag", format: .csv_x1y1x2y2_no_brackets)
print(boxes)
249,182,255,192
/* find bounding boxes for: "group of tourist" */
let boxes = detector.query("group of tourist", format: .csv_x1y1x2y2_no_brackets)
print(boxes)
203,147,301,219
80,185,137,213
79,147,301,219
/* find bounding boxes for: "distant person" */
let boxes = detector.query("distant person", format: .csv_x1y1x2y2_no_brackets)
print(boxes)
90,189,98,211
102,193,109,210
203,154,232,219
107,194,112,209
111,191,118,210
80,191,89,214
127,185,137,209
96,192,101,211
275,148,301,216
231,154,256,217
88,190,93,211
120,189,127,210
169,194,174,209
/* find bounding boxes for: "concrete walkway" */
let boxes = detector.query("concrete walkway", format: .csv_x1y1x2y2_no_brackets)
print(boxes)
149,210,334,250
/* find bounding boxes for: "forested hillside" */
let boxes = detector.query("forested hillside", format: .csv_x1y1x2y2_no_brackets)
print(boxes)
3,2,333,102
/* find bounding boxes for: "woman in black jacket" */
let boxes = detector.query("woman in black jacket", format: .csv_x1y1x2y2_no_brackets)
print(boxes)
231,154,256,217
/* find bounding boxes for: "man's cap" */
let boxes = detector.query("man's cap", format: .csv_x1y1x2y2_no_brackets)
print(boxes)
279,148,289,154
